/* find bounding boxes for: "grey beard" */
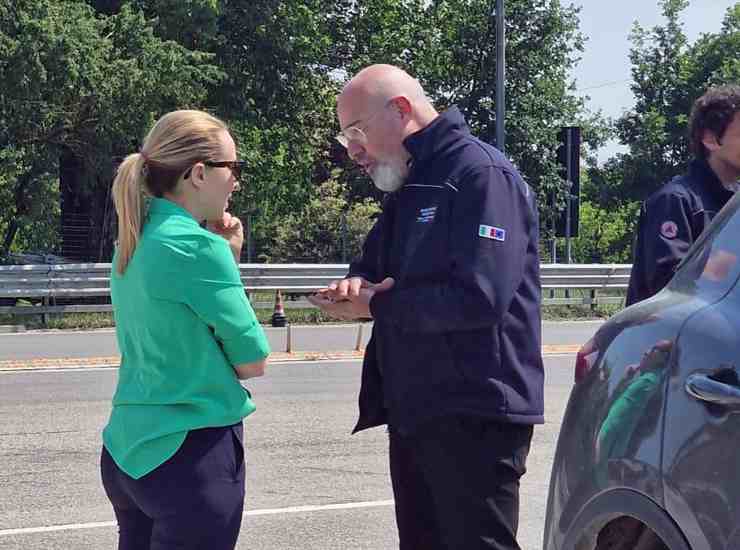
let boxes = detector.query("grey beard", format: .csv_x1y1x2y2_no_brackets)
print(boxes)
371,163,405,192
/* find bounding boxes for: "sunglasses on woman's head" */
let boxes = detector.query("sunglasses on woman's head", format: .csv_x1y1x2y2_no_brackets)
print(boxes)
184,160,246,181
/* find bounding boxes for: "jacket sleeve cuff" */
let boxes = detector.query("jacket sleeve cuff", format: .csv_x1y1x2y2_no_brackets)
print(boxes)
347,270,374,282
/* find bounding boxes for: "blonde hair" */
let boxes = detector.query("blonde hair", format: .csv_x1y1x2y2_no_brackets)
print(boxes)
112,110,228,274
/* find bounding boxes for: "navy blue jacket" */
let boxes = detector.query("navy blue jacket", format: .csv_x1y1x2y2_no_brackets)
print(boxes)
350,107,544,436
626,159,734,306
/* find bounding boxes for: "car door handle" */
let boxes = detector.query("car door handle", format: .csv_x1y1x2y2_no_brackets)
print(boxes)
686,373,740,406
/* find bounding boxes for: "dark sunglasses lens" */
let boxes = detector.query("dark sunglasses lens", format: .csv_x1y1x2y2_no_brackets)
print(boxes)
232,162,245,180
204,160,244,180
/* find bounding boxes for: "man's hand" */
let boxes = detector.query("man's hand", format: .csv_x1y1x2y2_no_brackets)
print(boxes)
326,276,371,300
207,212,244,263
307,277,395,320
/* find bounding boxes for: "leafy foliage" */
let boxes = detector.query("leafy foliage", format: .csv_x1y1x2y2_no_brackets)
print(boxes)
590,0,740,206
267,177,381,263
3,0,733,264
0,0,220,256
572,200,641,263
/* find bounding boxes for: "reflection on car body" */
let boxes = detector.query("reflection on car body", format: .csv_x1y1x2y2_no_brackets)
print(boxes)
544,192,740,550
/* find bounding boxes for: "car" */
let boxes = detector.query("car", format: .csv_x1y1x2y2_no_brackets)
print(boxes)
543,191,740,550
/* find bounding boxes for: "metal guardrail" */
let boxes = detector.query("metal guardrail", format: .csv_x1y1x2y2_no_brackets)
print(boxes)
0,263,632,316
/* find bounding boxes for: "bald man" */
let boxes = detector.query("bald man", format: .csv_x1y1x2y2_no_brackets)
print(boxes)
309,65,544,550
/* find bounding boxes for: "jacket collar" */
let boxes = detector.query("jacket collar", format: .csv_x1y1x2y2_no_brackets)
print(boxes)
403,106,470,165
689,158,735,202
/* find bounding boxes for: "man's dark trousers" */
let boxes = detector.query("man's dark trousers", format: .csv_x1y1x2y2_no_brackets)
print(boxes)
101,423,246,550
390,416,533,550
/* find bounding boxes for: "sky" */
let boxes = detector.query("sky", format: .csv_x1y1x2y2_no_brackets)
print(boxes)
568,0,737,162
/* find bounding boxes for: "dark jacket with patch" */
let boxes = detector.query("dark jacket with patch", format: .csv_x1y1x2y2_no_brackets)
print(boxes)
626,159,734,306
350,107,544,436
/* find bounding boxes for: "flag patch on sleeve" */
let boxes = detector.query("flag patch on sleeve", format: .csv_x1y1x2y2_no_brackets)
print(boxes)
479,224,506,241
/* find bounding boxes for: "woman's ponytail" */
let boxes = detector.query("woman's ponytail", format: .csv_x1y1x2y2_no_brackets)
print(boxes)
111,153,147,274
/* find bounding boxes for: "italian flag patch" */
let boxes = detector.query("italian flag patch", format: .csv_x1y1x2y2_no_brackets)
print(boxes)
479,224,506,241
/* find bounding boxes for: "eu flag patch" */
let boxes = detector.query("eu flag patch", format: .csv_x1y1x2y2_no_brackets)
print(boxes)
479,224,506,242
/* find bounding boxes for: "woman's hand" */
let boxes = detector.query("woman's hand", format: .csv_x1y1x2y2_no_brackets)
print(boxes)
207,212,244,264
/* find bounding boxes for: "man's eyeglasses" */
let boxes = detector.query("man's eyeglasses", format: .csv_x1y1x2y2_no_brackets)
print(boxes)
335,101,391,149
184,160,246,181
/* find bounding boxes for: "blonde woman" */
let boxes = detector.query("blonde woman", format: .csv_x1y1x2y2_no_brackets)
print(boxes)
101,110,270,550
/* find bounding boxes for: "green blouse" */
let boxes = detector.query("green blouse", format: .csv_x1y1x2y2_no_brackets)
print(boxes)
103,198,270,479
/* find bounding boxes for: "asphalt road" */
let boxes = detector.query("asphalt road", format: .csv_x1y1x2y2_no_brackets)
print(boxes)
0,357,575,550
0,320,603,360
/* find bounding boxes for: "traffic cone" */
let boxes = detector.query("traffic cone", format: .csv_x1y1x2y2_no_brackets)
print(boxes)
271,289,287,327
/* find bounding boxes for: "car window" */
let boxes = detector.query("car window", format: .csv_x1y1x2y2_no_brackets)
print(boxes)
669,193,740,301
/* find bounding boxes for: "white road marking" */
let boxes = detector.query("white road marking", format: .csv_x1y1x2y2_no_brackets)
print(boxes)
0,500,395,537
0,366,119,374
0,521,115,537
246,499,394,516
0,329,116,336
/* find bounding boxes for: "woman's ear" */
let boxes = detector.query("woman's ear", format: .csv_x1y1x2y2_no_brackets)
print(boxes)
189,163,207,188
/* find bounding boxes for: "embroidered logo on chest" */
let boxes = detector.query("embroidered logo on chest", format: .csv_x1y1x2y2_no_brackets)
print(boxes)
416,206,437,223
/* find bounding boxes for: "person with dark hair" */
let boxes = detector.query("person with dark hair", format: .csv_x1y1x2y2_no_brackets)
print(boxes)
626,84,740,306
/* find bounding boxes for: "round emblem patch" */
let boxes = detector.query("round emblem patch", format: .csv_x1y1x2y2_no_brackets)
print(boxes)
660,221,678,239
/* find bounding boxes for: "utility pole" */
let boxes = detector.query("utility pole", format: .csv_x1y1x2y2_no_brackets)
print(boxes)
495,0,505,154
565,131,573,264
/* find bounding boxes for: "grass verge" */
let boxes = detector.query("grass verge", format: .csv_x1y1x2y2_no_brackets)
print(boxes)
1,288,625,329
1,305,620,331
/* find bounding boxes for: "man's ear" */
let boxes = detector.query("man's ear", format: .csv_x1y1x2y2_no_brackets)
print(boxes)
701,128,722,156
389,96,413,119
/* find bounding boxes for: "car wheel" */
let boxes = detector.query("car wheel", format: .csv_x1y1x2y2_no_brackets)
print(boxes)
563,490,690,550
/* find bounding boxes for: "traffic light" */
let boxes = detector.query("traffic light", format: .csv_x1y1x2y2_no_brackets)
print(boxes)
554,126,580,238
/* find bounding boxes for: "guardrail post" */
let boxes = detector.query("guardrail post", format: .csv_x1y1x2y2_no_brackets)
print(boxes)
286,324,292,353
41,296,49,327
355,323,365,352
43,264,53,327
590,289,597,311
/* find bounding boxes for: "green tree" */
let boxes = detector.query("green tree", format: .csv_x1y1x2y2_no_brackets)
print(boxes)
591,0,740,207
99,0,221,50
326,0,610,234
613,0,692,202
204,1,343,262
267,177,381,263
572,201,641,264
1,0,619,262
0,0,220,257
